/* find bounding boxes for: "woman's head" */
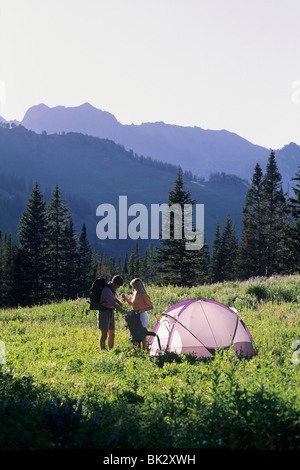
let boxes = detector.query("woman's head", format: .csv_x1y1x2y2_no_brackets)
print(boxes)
130,278,147,293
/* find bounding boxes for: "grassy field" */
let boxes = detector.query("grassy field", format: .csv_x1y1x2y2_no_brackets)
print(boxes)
0,275,300,450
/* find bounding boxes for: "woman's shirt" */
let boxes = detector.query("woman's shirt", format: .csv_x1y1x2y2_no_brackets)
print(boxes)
131,292,153,311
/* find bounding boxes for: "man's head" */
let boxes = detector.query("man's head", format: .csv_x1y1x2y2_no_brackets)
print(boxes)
111,275,124,290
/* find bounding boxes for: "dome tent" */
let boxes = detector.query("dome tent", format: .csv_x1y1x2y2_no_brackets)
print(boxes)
149,299,255,358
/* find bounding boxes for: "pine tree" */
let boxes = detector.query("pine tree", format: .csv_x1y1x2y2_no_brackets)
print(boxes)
141,241,157,284
235,163,265,279
195,235,210,284
17,182,49,305
46,185,71,300
78,223,94,296
128,247,136,280
261,151,286,276
209,218,222,283
218,212,238,281
62,220,79,299
279,166,300,273
122,251,129,282
155,166,203,286
1,234,17,307
134,240,141,278
0,233,18,307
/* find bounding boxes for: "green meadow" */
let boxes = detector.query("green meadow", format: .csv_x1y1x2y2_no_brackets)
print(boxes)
0,275,300,450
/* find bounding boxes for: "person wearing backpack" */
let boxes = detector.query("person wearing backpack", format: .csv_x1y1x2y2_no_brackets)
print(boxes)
98,275,126,350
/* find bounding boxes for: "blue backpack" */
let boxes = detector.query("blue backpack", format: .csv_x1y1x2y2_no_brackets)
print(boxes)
125,310,161,349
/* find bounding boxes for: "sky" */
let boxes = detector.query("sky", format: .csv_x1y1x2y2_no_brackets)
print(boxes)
0,0,300,149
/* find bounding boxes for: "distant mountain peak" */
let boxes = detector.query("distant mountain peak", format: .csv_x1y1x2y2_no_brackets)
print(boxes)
17,102,299,185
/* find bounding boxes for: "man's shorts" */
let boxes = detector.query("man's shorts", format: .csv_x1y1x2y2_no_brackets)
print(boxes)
97,309,115,331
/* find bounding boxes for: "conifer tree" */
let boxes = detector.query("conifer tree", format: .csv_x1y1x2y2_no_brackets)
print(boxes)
235,163,265,279
109,255,116,277
17,182,49,305
209,218,222,283
134,240,141,278
128,247,136,280
155,166,203,286
279,166,300,273
122,251,129,282
78,223,94,296
1,234,17,307
62,220,79,299
46,185,72,300
195,235,210,284
218,212,238,281
142,241,157,284
261,151,285,276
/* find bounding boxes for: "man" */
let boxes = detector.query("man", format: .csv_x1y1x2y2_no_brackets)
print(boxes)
98,275,126,350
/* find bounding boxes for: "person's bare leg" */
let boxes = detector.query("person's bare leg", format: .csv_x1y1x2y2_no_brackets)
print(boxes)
100,330,108,350
107,329,115,350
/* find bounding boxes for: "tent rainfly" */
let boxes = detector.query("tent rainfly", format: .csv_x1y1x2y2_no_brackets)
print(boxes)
149,299,255,358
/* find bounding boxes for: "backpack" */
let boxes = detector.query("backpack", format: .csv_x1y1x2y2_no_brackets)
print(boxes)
125,310,161,349
89,278,110,310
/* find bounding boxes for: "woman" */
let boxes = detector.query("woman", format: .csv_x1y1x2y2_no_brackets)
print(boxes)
122,278,153,349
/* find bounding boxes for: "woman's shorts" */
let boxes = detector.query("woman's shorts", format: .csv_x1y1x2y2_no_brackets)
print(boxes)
139,311,148,329
97,309,115,330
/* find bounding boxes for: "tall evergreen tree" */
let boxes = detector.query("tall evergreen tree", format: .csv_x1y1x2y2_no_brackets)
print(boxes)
128,247,136,280
155,166,203,286
122,251,129,282
46,185,71,300
78,223,94,296
134,240,141,278
279,166,300,273
218,212,238,281
141,241,157,284
1,234,17,307
261,151,285,276
17,182,49,305
209,218,222,283
62,220,79,299
195,235,210,284
235,163,265,279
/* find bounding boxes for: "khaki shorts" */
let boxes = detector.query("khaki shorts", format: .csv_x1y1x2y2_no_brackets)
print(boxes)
97,309,115,331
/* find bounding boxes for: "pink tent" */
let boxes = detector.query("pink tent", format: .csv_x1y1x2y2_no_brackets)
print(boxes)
149,299,255,358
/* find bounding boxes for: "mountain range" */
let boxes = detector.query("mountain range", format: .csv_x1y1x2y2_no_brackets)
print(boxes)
2,102,299,186
0,125,248,257
0,103,299,258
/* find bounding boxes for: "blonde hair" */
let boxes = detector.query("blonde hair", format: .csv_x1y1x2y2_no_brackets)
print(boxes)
130,278,147,294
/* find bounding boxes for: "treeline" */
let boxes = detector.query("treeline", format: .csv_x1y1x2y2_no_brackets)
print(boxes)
210,151,300,281
0,182,158,308
208,171,249,186
1,151,299,307
152,152,300,286
0,184,97,308
127,149,204,182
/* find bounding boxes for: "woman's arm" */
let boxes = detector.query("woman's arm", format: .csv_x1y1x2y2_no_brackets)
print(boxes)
121,293,133,306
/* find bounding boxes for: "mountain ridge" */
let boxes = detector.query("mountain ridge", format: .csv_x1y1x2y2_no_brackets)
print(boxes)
0,124,248,257
18,102,300,185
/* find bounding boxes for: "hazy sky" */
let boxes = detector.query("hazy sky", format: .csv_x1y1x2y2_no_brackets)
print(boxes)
0,0,300,149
